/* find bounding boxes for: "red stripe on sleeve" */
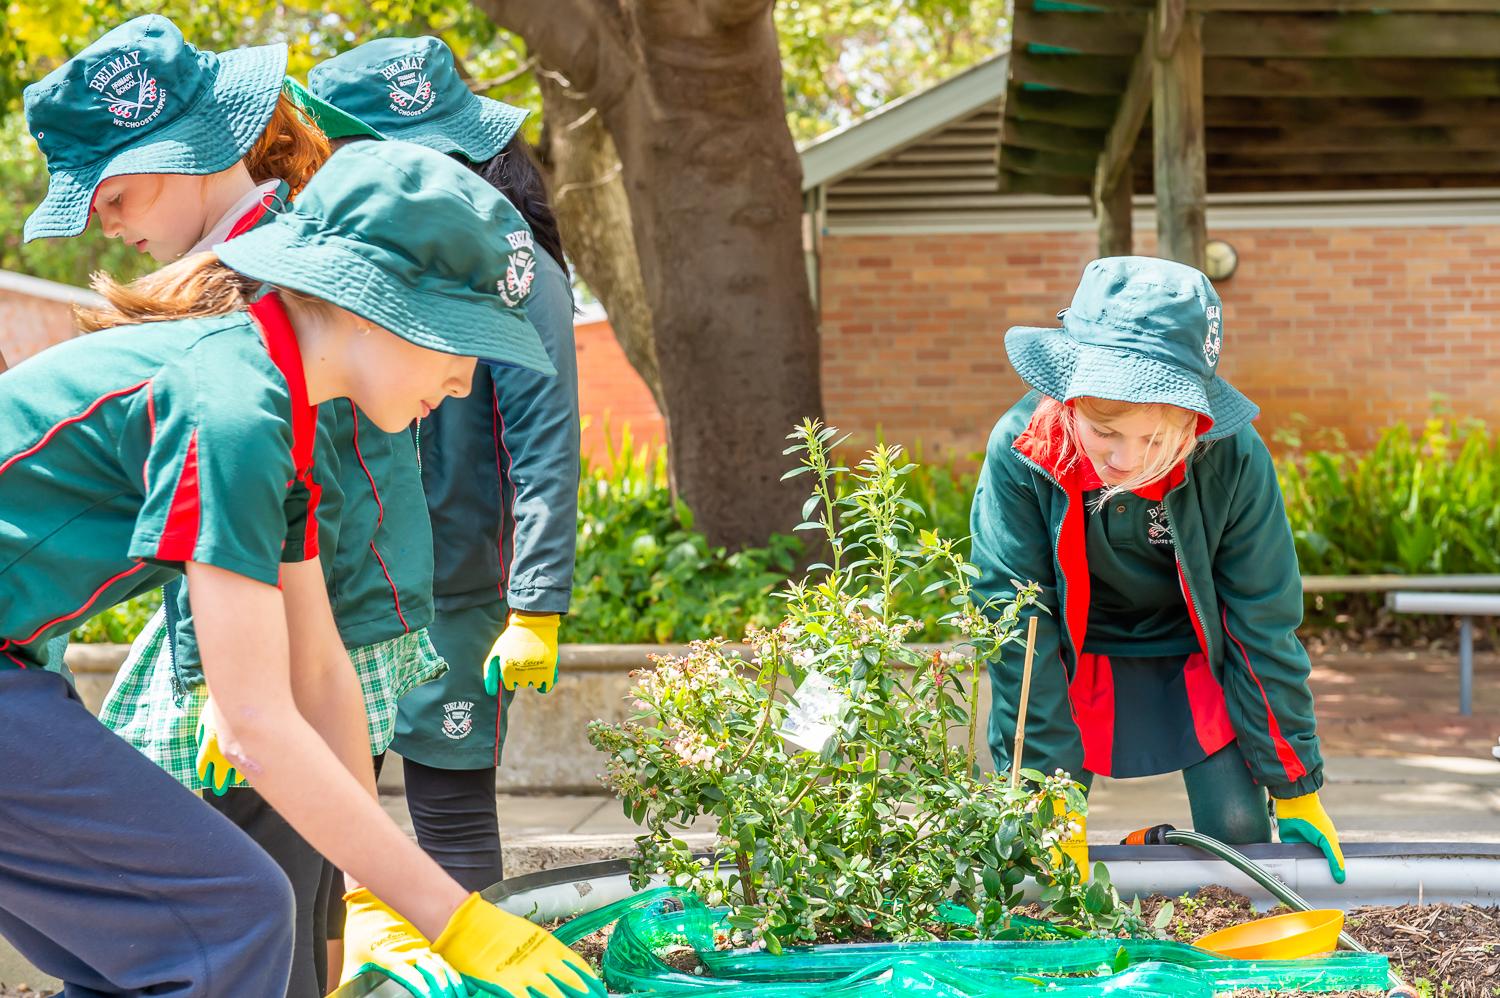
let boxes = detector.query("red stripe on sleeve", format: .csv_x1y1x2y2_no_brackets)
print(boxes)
1223,609,1308,784
156,429,201,560
491,381,515,595
0,382,150,480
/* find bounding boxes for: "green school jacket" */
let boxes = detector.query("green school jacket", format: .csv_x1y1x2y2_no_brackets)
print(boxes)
970,392,1324,800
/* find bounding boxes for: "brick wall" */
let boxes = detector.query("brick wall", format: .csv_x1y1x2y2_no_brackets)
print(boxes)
573,314,666,460
0,275,94,369
819,225,1500,460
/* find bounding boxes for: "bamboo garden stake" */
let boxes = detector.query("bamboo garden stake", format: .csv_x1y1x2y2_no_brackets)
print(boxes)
1009,615,1040,790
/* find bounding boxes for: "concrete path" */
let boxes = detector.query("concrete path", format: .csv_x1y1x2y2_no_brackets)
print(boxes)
364,751,1500,879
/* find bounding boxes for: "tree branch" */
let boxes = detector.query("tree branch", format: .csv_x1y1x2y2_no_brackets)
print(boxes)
471,0,636,110
467,56,540,94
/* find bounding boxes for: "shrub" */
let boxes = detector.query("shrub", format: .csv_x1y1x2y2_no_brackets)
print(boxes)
588,422,1137,951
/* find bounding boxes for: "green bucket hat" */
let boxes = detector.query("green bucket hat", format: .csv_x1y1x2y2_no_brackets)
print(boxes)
307,37,528,161
282,76,383,141
213,140,554,375
23,14,288,242
1005,256,1258,441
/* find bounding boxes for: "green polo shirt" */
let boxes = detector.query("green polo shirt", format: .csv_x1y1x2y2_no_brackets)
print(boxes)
169,400,435,669
0,307,319,672
1082,490,1199,657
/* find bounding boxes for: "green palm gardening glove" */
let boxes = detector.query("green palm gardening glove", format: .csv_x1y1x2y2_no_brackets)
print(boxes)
1276,790,1346,884
432,892,603,998
484,612,561,696
195,696,246,796
340,889,467,998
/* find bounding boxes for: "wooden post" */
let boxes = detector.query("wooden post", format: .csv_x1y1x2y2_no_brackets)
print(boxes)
1152,0,1207,268
1095,161,1134,257
1010,616,1041,790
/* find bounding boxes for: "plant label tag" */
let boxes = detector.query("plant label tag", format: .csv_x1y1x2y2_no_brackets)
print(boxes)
779,670,849,753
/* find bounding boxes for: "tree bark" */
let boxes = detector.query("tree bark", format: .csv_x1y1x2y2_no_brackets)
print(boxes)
533,67,667,420
477,0,823,551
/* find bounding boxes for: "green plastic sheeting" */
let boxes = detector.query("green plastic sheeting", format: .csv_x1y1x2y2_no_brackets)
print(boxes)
555,888,1389,997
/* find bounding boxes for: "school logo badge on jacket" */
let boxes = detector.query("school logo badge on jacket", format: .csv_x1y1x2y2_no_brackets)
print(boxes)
90,50,165,128
442,699,475,739
382,54,435,116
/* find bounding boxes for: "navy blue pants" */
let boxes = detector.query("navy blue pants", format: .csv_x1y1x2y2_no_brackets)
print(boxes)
0,670,293,996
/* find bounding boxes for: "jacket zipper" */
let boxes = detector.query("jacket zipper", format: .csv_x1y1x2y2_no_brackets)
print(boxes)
1164,488,1211,657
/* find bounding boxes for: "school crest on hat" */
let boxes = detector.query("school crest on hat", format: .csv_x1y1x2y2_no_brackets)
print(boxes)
499,229,537,308
89,49,166,129
381,53,436,117
1203,305,1223,366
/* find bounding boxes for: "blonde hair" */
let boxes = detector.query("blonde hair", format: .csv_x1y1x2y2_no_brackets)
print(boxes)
243,92,333,198
76,253,340,331
1029,396,1199,502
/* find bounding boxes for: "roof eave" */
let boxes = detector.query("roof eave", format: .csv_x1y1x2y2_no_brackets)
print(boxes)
799,54,1010,193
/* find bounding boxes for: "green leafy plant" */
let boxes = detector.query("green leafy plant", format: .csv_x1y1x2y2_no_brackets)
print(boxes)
1276,412,1500,638
590,421,1138,953
569,427,799,644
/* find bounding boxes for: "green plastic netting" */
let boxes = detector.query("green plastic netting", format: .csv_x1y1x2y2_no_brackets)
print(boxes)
553,888,1389,997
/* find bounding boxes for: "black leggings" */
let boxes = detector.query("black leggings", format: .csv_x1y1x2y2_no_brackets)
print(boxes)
403,758,504,893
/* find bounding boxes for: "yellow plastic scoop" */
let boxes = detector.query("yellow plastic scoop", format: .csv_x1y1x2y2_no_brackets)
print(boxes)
1193,909,1345,960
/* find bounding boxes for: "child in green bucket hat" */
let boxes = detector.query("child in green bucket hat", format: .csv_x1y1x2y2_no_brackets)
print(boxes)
0,138,599,998
310,41,580,979
970,256,1346,884
23,14,376,257
27,19,453,996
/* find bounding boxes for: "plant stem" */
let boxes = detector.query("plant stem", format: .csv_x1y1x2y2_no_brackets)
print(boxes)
736,851,758,906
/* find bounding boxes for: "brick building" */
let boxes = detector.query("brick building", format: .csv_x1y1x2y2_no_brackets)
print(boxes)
804,56,1500,461
7,55,1499,462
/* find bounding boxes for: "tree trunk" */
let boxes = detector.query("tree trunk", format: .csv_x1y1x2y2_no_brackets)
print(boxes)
533,67,668,421
476,0,824,550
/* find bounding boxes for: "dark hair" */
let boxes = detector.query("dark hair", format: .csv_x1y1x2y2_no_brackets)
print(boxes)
466,138,567,273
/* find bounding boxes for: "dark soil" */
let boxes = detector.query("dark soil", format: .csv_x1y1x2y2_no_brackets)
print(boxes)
564,888,1500,995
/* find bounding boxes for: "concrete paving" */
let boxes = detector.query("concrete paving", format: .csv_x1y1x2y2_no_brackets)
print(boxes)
375,752,1500,878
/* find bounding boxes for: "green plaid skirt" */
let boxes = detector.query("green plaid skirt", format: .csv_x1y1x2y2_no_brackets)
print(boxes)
101,608,447,791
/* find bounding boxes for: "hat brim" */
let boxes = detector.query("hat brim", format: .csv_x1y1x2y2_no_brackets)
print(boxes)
24,42,289,242
1005,324,1258,441
377,94,529,162
213,223,556,377
283,76,384,141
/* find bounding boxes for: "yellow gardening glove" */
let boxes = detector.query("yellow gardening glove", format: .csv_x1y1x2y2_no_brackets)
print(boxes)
1276,791,1346,884
1050,804,1090,883
195,697,246,796
484,612,560,696
340,889,467,998
432,892,602,998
